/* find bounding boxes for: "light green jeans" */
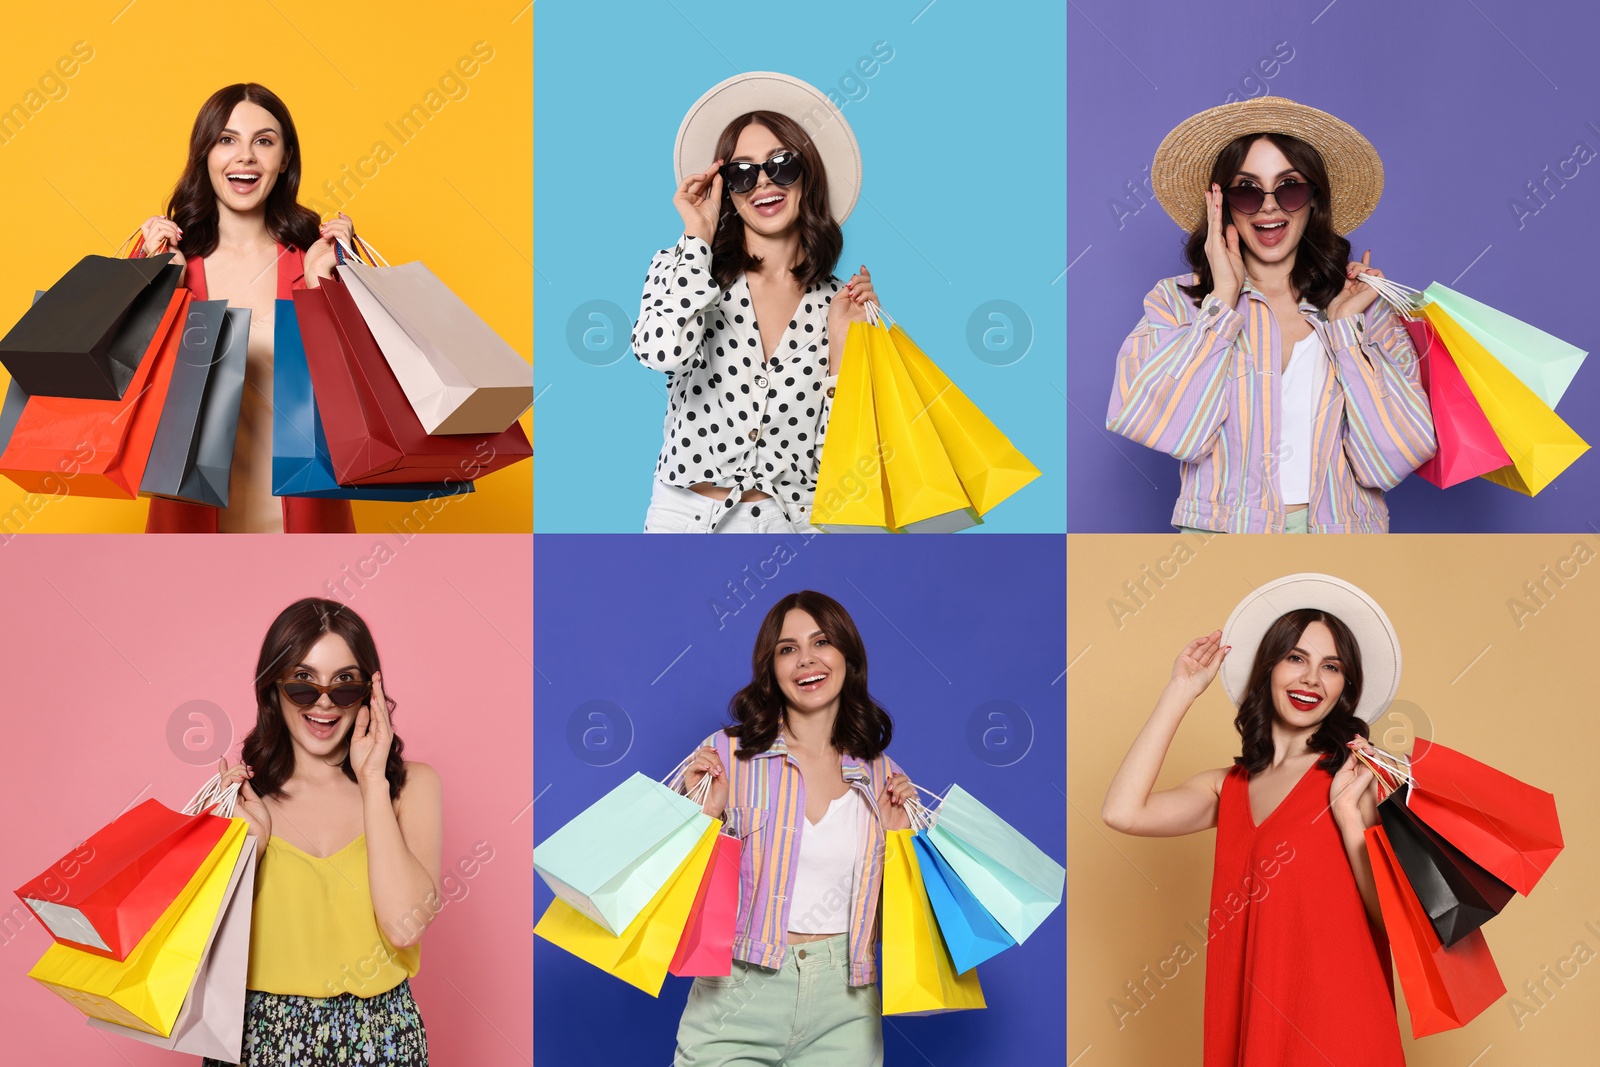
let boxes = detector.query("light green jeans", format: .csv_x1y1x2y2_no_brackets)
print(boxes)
1180,508,1310,535
673,934,883,1067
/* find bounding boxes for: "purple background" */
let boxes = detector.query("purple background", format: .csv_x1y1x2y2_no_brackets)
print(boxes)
1068,0,1600,531
534,535,1065,1066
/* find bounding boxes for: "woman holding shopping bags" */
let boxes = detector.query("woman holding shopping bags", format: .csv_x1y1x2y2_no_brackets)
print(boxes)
1101,573,1406,1065
1106,97,1436,534
208,597,442,1066
672,590,915,1065
634,73,879,533
136,82,362,533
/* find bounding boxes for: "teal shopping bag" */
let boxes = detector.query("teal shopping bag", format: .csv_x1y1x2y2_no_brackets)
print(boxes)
534,772,712,936
923,785,1064,945
1423,283,1587,410
911,832,1014,974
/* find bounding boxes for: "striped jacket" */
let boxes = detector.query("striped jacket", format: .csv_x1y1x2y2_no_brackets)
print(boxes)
692,729,903,986
1107,276,1437,533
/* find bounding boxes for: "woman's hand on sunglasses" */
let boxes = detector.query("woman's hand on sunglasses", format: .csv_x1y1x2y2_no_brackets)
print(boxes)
216,756,272,842
674,160,724,246
1205,184,1245,308
1328,249,1382,321
350,671,393,792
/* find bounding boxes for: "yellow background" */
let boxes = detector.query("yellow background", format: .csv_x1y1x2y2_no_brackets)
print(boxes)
0,0,531,532
1068,534,1600,1064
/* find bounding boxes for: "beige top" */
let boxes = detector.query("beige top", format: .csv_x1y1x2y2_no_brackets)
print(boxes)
209,249,284,534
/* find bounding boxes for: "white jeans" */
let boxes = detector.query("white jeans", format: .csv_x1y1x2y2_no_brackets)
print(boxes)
644,480,817,534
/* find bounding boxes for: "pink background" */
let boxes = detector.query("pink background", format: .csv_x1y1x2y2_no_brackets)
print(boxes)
0,534,531,1064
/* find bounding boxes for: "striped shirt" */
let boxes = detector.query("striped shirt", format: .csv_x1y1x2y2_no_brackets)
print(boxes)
691,729,903,987
1107,276,1437,533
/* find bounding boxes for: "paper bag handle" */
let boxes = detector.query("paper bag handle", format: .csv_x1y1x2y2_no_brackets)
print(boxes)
1356,273,1427,318
180,772,243,818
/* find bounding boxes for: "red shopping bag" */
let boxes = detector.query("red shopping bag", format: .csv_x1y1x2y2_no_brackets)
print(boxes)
668,833,740,977
293,282,529,485
1407,319,1513,489
0,289,188,497
14,799,232,961
1366,824,1504,1037
1405,738,1563,895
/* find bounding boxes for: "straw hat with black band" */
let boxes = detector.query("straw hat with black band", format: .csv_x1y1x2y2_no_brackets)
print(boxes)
1220,573,1400,724
1151,96,1384,237
674,71,862,225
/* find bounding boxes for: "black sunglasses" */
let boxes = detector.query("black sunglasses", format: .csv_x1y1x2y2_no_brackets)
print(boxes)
1223,180,1316,216
719,152,803,196
276,678,370,709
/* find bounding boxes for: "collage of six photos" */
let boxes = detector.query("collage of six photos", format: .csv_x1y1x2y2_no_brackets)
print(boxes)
0,2,1596,1065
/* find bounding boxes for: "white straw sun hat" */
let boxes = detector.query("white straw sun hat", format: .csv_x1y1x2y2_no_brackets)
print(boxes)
1151,96,1384,236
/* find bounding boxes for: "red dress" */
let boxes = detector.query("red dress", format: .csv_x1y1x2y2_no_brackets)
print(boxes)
1204,764,1406,1066
143,246,354,533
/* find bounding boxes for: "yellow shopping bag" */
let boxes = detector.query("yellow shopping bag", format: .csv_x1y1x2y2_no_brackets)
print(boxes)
866,322,978,532
812,321,895,532
535,819,720,996
882,829,985,1015
1423,304,1589,496
888,323,1041,517
29,819,247,1036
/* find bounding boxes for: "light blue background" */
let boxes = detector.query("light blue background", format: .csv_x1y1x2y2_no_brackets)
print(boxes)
534,1,1066,532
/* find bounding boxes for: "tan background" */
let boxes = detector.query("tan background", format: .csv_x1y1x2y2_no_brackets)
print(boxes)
1068,534,1600,1065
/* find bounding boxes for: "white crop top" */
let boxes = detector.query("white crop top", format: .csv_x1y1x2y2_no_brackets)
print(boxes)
787,789,862,935
1278,330,1328,506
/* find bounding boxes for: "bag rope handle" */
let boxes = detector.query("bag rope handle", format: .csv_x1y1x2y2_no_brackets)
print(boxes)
180,772,242,819
1356,273,1427,319
1346,741,1412,802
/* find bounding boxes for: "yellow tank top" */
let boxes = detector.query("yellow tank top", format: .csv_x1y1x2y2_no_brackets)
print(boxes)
247,834,421,998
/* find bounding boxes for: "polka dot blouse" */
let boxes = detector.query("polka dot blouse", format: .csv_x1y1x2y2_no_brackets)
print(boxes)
631,235,841,524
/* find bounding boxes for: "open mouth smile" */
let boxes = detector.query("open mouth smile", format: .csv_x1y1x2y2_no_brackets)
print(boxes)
751,193,787,217
302,711,341,740
1286,688,1322,712
1252,219,1290,247
795,672,828,692
225,171,262,194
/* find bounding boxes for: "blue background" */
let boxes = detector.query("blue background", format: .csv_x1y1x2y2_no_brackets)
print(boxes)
534,1,1066,532
1067,0,1600,531
533,534,1065,1065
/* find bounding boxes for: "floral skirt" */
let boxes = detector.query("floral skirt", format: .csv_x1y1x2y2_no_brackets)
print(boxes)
202,978,428,1066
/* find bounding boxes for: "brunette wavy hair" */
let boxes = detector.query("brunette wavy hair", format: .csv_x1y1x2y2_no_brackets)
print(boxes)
241,598,407,801
1179,132,1351,311
725,591,893,761
708,110,843,291
1234,608,1368,775
165,83,322,259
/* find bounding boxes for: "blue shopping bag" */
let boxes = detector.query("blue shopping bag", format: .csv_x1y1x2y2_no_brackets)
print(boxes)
271,299,473,501
923,785,1064,945
534,770,713,936
911,831,1014,973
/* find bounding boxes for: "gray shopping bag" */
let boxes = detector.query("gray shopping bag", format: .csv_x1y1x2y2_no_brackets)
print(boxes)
140,302,250,507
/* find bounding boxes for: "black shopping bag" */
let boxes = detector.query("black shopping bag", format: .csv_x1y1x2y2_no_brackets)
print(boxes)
140,301,249,508
1379,793,1515,948
0,253,182,399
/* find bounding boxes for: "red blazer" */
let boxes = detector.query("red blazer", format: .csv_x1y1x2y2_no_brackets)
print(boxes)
144,245,355,534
